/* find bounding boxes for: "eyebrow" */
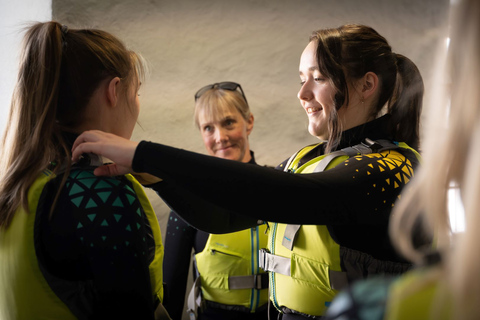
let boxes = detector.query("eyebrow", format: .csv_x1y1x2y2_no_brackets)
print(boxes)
299,66,320,75
199,114,236,126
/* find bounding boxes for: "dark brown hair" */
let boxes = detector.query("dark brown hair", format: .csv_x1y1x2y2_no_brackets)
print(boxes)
310,24,424,152
0,21,144,229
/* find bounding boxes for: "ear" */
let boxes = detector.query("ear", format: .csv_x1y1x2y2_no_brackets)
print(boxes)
106,77,121,108
246,114,254,136
360,72,379,100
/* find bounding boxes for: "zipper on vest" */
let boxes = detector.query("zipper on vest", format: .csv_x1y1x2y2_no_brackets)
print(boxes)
270,223,281,311
250,227,258,312
209,249,241,258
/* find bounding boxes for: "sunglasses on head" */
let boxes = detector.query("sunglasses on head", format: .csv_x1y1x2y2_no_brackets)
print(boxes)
194,81,248,105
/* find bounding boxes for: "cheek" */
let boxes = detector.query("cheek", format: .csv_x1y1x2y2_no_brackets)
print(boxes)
201,134,215,152
233,122,250,139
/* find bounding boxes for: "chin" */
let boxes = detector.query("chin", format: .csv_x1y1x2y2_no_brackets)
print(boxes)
308,125,325,140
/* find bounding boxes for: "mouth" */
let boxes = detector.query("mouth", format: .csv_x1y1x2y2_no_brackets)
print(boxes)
306,106,322,114
216,145,234,152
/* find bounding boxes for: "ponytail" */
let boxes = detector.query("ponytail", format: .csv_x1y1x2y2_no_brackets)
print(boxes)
0,21,144,229
0,21,66,229
388,54,424,150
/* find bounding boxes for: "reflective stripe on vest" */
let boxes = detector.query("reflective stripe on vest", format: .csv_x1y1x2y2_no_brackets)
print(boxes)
262,139,406,317
188,224,269,317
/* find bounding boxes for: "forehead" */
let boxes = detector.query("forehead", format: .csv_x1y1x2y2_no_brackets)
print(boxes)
299,41,318,72
198,104,242,125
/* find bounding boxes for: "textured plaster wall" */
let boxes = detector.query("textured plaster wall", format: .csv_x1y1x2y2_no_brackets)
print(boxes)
50,1,448,317
52,0,449,237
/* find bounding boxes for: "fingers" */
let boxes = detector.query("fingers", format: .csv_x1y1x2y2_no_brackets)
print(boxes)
72,130,104,161
71,130,138,175
72,130,103,151
71,141,100,162
93,164,122,176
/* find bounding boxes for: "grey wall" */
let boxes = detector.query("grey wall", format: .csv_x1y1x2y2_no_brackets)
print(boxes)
51,1,449,317
52,0,449,236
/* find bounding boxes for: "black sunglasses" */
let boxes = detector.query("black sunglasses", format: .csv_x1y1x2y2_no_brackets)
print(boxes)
194,81,248,105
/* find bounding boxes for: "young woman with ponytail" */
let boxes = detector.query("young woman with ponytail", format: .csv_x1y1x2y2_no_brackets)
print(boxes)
326,1,480,319
72,24,424,319
0,21,169,319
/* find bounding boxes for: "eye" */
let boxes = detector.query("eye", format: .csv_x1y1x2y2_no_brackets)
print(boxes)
314,77,326,82
224,118,237,128
203,125,212,133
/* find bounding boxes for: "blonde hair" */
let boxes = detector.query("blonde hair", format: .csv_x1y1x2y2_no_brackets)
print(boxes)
390,0,480,318
194,87,251,128
0,21,145,229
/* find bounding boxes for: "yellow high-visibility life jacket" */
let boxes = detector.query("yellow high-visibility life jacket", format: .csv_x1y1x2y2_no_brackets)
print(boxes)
0,169,164,319
260,139,419,317
384,267,452,320
192,224,269,313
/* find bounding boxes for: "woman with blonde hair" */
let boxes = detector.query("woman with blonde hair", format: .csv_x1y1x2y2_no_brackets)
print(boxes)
0,21,167,319
324,0,480,319
163,82,272,320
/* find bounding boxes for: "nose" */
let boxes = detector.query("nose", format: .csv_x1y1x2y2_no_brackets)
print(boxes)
214,127,228,143
297,81,313,102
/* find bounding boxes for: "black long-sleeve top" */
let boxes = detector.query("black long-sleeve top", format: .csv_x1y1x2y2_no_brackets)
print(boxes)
35,134,158,319
162,153,257,319
136,116,419,263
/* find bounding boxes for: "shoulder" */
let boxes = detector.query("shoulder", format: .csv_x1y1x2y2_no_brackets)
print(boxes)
276,142,324,170
340,143,418,177
49,167,148,237
62,167,140,209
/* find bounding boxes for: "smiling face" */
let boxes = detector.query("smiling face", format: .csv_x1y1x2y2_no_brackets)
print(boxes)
198,106,254,162
298,41,371,140
298,41,338,140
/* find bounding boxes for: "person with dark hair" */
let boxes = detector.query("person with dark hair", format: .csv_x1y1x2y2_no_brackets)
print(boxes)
0,21,168,319
162,82,271,320
72,24,424,319
325,1,480,319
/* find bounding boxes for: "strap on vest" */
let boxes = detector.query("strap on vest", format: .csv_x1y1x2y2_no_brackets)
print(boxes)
187,257,202,320
259,249,349,291
187,277,202,320
314,138,399,173
187,263,268,319
259,249,291,276
228,273,269,290
282,224,301,251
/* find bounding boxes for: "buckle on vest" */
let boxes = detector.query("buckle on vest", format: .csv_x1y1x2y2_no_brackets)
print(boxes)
363,138,383,152
259,248,269,270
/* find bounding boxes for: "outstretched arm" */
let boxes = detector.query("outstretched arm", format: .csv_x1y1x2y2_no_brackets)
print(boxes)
72,131,417,227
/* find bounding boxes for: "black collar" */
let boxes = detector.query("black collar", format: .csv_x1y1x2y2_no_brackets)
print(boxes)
335,115,393,151
248,151,257,165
